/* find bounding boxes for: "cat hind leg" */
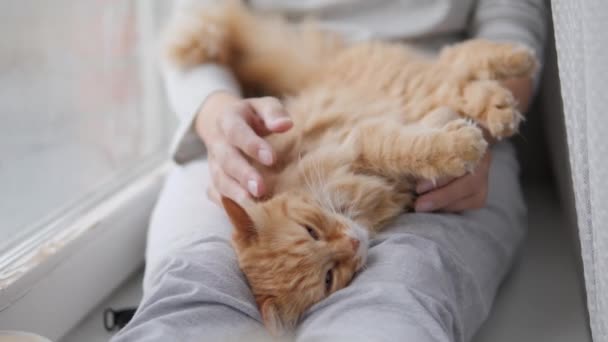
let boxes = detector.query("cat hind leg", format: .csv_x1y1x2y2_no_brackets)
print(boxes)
439,39,538,81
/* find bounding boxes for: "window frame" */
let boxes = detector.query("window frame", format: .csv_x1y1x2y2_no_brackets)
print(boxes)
0,160,169,340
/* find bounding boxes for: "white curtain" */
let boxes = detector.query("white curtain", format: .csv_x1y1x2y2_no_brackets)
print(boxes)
552,1,608,341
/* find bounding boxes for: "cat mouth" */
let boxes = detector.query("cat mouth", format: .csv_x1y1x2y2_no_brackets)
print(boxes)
344,221,369,270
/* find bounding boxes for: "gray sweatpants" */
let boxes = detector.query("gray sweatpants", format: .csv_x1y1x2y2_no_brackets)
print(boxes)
112,141,526,342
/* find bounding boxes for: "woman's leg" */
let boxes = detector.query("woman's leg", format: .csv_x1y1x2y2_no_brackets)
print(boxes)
296,141,526,342
112,160,269,342
143,159,228,290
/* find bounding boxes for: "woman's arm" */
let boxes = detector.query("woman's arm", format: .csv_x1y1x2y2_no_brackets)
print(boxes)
163,0,242,164
469,0,548,111
415,0,549,212
469,0,548,70
162,0,294,201
163,64,241,164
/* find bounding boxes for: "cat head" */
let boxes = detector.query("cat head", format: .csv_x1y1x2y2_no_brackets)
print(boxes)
221,194,368,335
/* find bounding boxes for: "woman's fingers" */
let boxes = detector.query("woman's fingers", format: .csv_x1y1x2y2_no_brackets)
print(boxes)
415,175,477,212
209,161,250,204
218,111,276,166
247,97,293,133
206,185,221,206
217,97,292,165
197,94,293,204
442,191,487,212
416,177,454,195
211,97,293,200
212,143,265,197
415,151,491,212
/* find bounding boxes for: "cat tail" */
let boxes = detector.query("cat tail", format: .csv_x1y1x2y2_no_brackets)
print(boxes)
161,0,346,95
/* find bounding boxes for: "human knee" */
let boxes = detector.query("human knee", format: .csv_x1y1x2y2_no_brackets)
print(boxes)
367,229,493,341
145,237,242,292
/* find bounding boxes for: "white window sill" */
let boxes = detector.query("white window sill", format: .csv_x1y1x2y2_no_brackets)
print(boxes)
0,161,170,341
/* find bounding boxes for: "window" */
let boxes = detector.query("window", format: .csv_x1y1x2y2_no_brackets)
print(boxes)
0,1,172,256
0,2,173,337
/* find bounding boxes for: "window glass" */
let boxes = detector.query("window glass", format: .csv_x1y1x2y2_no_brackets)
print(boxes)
0,1,173,253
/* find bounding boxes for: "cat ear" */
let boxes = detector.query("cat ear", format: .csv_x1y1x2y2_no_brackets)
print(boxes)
259,298,288,336
221,196,257,247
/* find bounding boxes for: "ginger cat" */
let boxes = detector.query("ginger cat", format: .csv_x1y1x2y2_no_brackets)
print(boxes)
163,1,536,335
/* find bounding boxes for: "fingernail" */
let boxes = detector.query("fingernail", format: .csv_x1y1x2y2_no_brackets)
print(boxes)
273,117,292,125
258,149,273,165
247,180,259,197
271,117,292,128
416,201,435,212
416,181,435,194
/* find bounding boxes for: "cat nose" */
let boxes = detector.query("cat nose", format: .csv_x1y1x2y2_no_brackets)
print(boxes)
350,238,360,252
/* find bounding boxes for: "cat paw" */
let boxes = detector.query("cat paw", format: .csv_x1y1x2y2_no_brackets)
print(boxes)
441,119,488,176
484,105,523,139
495,44,537,79
462,80,523,138
482,88,523,138
440,39,537,80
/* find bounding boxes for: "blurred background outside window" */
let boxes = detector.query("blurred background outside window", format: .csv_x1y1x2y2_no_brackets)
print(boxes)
0,1,173,257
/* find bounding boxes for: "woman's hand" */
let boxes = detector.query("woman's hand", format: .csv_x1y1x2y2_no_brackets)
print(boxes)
415,151,492,212
196,91,293,205
414,76,532,213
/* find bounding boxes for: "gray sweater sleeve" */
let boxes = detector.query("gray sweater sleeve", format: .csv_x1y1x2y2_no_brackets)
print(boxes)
468,0,548,82
164,0,242,165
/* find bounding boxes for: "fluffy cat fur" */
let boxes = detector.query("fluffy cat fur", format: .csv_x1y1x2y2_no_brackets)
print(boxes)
163,1,537,335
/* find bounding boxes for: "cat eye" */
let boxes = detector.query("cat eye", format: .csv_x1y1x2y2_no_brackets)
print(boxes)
325,269,334,292
305,225,319,240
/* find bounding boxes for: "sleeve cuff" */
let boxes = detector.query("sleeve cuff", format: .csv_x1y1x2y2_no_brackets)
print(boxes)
164,64,241,164
473,24,545,93
468,0,548,94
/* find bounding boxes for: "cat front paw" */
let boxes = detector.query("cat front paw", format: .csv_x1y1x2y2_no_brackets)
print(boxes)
482,86,523,138
495,44,538,79
442,119,488,176
484,105,523,139
462,80,523,139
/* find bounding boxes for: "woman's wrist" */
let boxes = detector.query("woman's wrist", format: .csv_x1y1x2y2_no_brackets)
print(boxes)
195,90,242,144
503,76,534,113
